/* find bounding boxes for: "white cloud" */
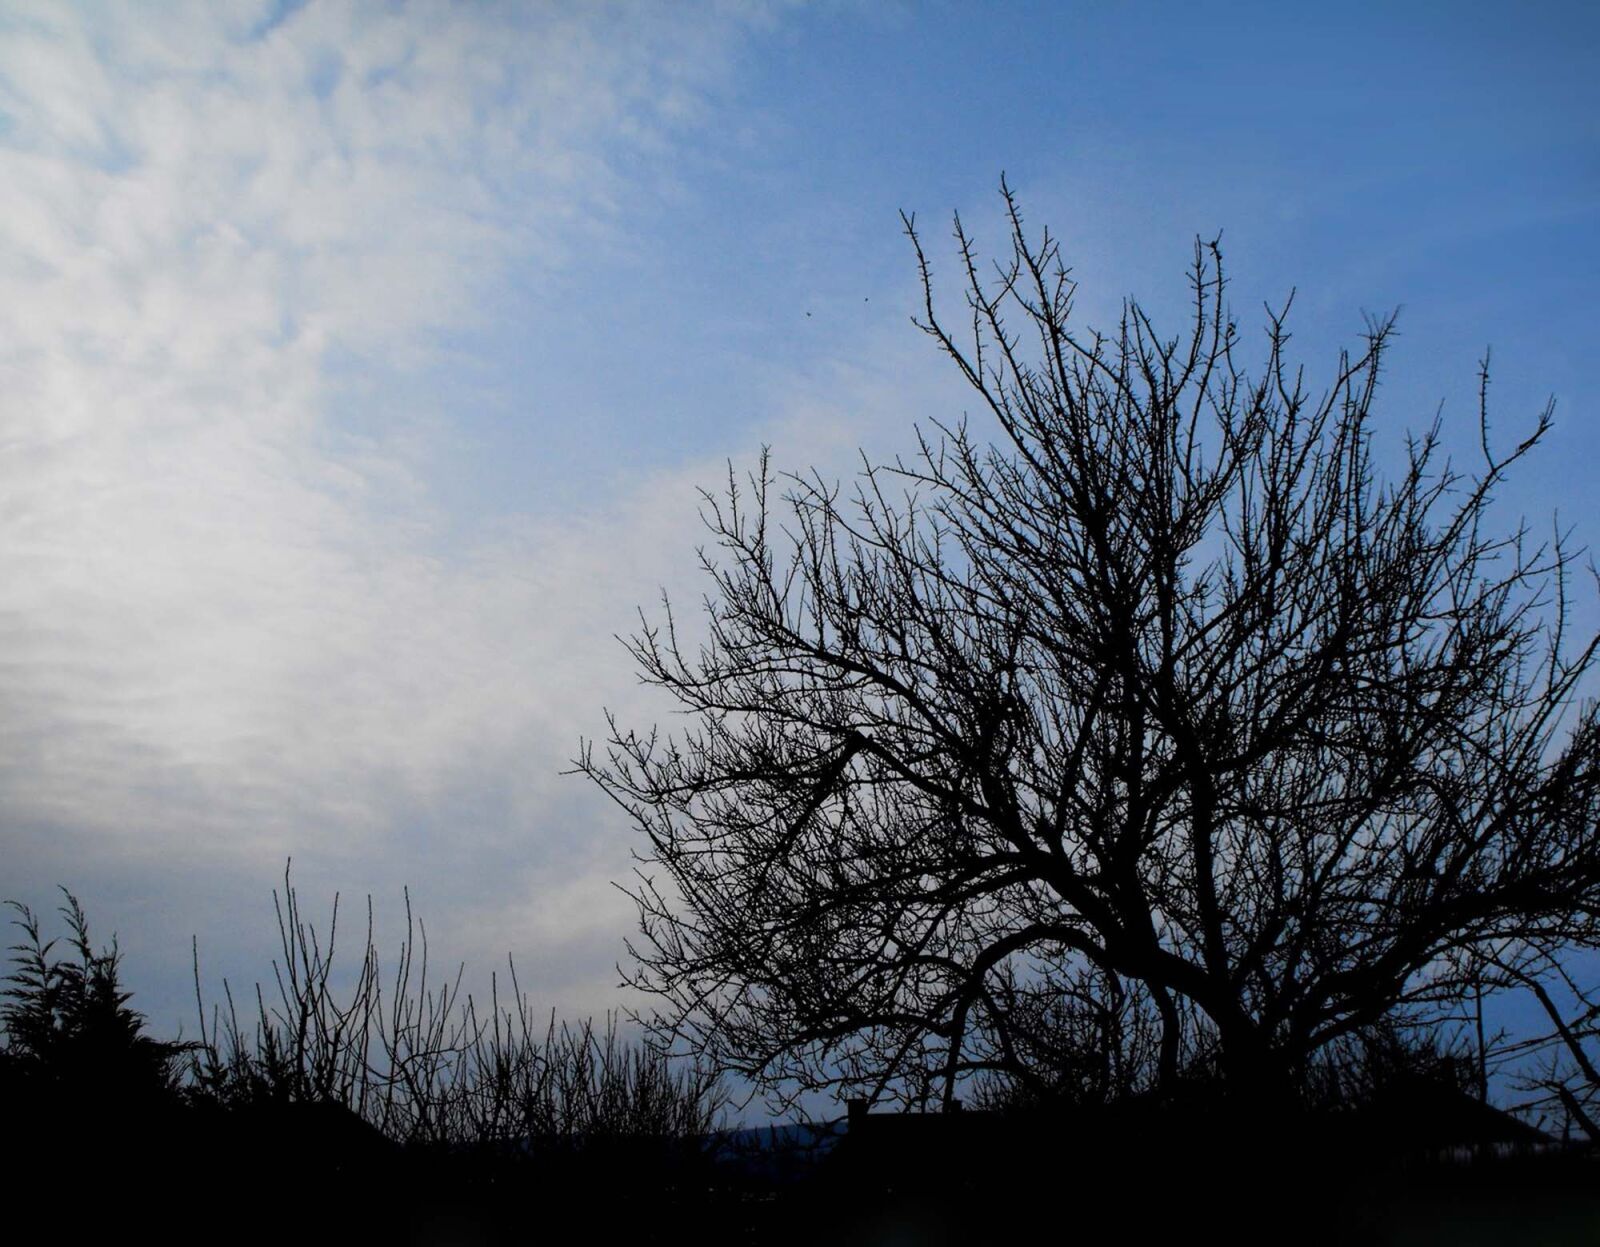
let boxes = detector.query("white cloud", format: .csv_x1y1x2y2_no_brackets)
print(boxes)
0,0,980,1046
0,0,786,1018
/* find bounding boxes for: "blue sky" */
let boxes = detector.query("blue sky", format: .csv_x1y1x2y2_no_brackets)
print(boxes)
2,1,1597,1111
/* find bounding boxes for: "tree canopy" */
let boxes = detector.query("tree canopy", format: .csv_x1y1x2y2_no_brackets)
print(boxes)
581,187,1600,1112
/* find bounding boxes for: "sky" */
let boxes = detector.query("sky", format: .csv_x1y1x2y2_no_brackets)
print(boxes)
2,0,1598,1112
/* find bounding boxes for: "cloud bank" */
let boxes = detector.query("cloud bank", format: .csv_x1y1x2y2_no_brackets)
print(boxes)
0,0,795,1020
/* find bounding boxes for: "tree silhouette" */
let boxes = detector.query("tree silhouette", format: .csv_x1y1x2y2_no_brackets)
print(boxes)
580,185,1600,1112
1,889,190,1103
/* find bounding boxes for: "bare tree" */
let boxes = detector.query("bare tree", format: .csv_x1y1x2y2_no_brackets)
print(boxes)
1485,948,1600,1142
580,184,1600,1112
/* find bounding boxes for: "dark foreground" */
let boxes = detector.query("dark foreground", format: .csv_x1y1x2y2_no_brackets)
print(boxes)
6,1090,1598,1246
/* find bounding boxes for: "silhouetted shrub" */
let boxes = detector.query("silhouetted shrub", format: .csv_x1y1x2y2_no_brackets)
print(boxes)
1,889,191,1108
186,866,729,1156
2,874,730,1238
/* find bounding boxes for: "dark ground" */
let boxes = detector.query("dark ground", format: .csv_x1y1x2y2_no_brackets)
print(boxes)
5,1084,1597,1245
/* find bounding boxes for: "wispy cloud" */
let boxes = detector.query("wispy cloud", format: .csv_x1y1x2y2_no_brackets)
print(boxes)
0,1,792,1016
